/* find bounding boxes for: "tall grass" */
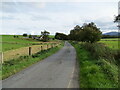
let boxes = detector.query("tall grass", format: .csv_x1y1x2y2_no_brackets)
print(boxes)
71,41,118,88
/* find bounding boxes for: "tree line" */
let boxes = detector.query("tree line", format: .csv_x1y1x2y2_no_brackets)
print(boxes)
55,22,102,43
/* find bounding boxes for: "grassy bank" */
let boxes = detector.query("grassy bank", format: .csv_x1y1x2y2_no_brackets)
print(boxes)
2,43,63,80
71,42,118,88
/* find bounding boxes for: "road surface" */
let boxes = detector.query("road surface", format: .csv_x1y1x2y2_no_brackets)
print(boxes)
2,41,79,88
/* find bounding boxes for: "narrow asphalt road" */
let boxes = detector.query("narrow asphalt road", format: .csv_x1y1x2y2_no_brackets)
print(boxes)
2,41,79,88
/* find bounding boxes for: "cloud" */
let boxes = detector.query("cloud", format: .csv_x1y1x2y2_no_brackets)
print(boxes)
1,2,46,13
0,2,118,35
1,0,119,2
31,15,51,21
32,2,46,8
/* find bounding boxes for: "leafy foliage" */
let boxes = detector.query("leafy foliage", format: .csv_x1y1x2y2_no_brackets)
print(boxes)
114,14,120,22
69,22,102,43
23,33,27,37
41,30,50,42
55,33,68,40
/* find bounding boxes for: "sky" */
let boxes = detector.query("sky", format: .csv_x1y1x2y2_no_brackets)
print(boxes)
0,0,119,35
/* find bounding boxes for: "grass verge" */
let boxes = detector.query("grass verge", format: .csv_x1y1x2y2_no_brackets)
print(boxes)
71,42,118,88
1,43,63,80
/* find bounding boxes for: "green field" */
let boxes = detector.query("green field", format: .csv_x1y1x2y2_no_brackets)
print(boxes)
49,35,55,38
2,43,28,52
2,35,40,43
101,38,119,41
100,38,119,50
1,35,56,52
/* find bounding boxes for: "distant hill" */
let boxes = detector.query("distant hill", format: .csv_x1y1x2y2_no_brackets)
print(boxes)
103,32,120,36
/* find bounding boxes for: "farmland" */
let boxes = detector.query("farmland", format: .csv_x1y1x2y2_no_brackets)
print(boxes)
1,35,52,52
100,38,119,50
1,35,37,52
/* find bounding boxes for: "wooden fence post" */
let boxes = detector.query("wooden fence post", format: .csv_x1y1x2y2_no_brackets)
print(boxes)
47,45,49,50
0,52,3,63
29,47,32,55
41,46,43,51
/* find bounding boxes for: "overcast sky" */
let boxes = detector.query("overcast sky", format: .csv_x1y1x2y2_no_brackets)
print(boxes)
0,0,119,35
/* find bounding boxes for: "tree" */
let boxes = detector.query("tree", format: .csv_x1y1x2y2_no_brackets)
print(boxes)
69,22,102,43
13,35,16,38
23,33,27,37
114,15,120,22
55,33,68,40
69,25,82,40
29,34,32,38
41,30,50,42
114,15,120,30
82,27,102,43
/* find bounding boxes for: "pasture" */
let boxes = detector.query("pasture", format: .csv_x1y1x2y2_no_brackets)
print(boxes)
100,38,119,50
2,35,39,43
1,35,56,52
1,35,40,52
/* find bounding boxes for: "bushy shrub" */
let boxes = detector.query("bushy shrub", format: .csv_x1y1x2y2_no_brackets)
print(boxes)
113,50,120,64
80,42,119,64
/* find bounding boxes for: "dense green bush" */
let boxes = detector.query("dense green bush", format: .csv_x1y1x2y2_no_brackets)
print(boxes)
69,22,102,43
80,42,120,64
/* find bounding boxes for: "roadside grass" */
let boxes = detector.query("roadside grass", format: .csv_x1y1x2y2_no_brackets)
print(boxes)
1,43,64,80
71,42,118,88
